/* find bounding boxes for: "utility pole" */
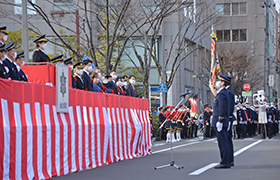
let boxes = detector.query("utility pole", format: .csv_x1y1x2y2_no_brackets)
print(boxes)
22,0,29,61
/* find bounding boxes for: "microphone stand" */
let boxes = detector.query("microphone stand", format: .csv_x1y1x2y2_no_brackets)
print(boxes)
154,96,186,170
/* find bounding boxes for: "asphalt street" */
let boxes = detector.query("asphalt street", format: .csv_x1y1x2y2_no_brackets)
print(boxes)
53,135,280,180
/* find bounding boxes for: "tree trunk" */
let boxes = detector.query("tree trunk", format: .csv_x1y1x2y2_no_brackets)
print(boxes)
142,73,149,99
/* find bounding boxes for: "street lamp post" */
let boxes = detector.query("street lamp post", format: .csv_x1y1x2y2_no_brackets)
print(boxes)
260,1,276,101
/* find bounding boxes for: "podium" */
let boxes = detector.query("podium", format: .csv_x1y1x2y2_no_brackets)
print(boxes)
21,64,72,87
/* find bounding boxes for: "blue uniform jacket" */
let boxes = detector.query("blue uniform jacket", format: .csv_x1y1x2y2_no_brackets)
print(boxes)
3,58,19,80
226,86,236,122
211,88,229,128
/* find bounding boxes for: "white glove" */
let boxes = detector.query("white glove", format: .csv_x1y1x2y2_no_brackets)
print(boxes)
227,122,231,131
216,122,223,132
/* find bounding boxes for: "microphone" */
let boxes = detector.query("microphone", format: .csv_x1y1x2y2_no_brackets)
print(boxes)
180,91,191,97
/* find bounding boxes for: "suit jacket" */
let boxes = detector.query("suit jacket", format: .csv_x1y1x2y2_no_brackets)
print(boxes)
3,58,19,80
19,69,28,82
211,88,229,128
226,86,236,122
93,83,101,92
32,49,50,62
126,82,136,97
72,76,76,88
81,71,93,91
73,74,85,90
111,81,118,94
0,62,8,79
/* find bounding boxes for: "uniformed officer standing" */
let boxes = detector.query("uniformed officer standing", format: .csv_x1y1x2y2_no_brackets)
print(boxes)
203,104,211,138
73,62,85,90
14,50,28,82
225,75,235,167
0,43,8,79
32,35,50,63
212,74,231,169
64,57,76,89
0,26,8,45
3,41,19,80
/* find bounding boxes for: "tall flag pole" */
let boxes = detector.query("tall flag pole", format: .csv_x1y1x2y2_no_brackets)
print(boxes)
209,26,220,96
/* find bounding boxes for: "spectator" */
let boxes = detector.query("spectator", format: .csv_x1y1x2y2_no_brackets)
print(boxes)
82,59,94,91
73,62,85,90
110,70,118,94
103,75,114,94
126,75,137,97
91,72,102,92
116,77,124,95
94,67,104,89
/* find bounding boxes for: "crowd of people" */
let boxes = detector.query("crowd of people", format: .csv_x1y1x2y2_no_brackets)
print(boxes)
158,105,202,142
0,26,139,97
157,100,280,142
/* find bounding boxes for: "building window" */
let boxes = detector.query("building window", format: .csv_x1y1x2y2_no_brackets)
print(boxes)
53,0,75,12
14,0,36,15
216,3,230,15
217,30,230,42
216,2,246,16
217,29,246,42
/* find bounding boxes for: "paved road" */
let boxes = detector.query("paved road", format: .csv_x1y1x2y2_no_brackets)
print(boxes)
53,135,280,180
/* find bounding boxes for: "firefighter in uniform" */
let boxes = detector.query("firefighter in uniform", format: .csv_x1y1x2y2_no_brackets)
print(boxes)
14,50,28,82
212,74,231,169
33,34,50,63
73,62,85,90
0,43,8,79
3,41,19,80
203,104,211,138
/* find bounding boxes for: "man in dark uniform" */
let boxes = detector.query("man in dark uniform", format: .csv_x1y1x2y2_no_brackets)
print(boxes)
126,75,137,97
203,104,212,138
3,41,19,80
64,57,76,89
0,26,8,45
73,62,85,90
159,107,167,140
0,43,8,79
50,55,64,65
32,34,50,62
212,74,231,169
14,50,28,82
82,59,94,91
225,75,235,167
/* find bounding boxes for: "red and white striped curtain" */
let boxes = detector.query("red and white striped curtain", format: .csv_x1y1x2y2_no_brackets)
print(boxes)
0,78,151,180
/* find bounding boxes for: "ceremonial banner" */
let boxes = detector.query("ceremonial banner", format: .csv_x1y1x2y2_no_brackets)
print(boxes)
0,78,151,180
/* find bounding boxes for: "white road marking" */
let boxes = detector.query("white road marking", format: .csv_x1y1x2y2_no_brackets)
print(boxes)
152,142,199,154
189,140,263,176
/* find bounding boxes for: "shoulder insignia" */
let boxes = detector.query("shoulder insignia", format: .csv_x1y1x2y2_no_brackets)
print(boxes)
36,49,39,51
12,68,14,71
3,72,5,75
73,75,76,77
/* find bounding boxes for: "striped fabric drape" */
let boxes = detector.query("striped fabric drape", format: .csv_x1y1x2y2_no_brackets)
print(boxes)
0,78,151,180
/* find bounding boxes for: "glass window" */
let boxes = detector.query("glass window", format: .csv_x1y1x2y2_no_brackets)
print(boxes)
216,4,223,15
232,30,239,41
240,2,246,14
240,29,246,41
224,3,230,15
53,0,74,12
232,3,238,15
224,30,230,42
14,0,36,15
217,30,223,42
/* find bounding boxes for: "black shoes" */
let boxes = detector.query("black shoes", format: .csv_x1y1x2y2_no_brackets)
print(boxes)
214,164,231,169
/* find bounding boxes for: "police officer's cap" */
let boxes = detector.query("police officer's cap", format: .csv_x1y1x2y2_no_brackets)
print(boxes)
0,26,8,35
73,62,83,69
217,74,231,83
16,50,24,59
51,54,63,63
0,43,6,52
34,34,48,43
5,41,15,51
123,75,128,81
64,57,73,65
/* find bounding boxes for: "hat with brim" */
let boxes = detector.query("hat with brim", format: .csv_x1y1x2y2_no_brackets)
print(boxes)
51,54,63,63
64,57,73,65
5,41,15,51
16,50,24,59
0,26,8,35
73,62,83,69
34,34,48,43
217,74,231,83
